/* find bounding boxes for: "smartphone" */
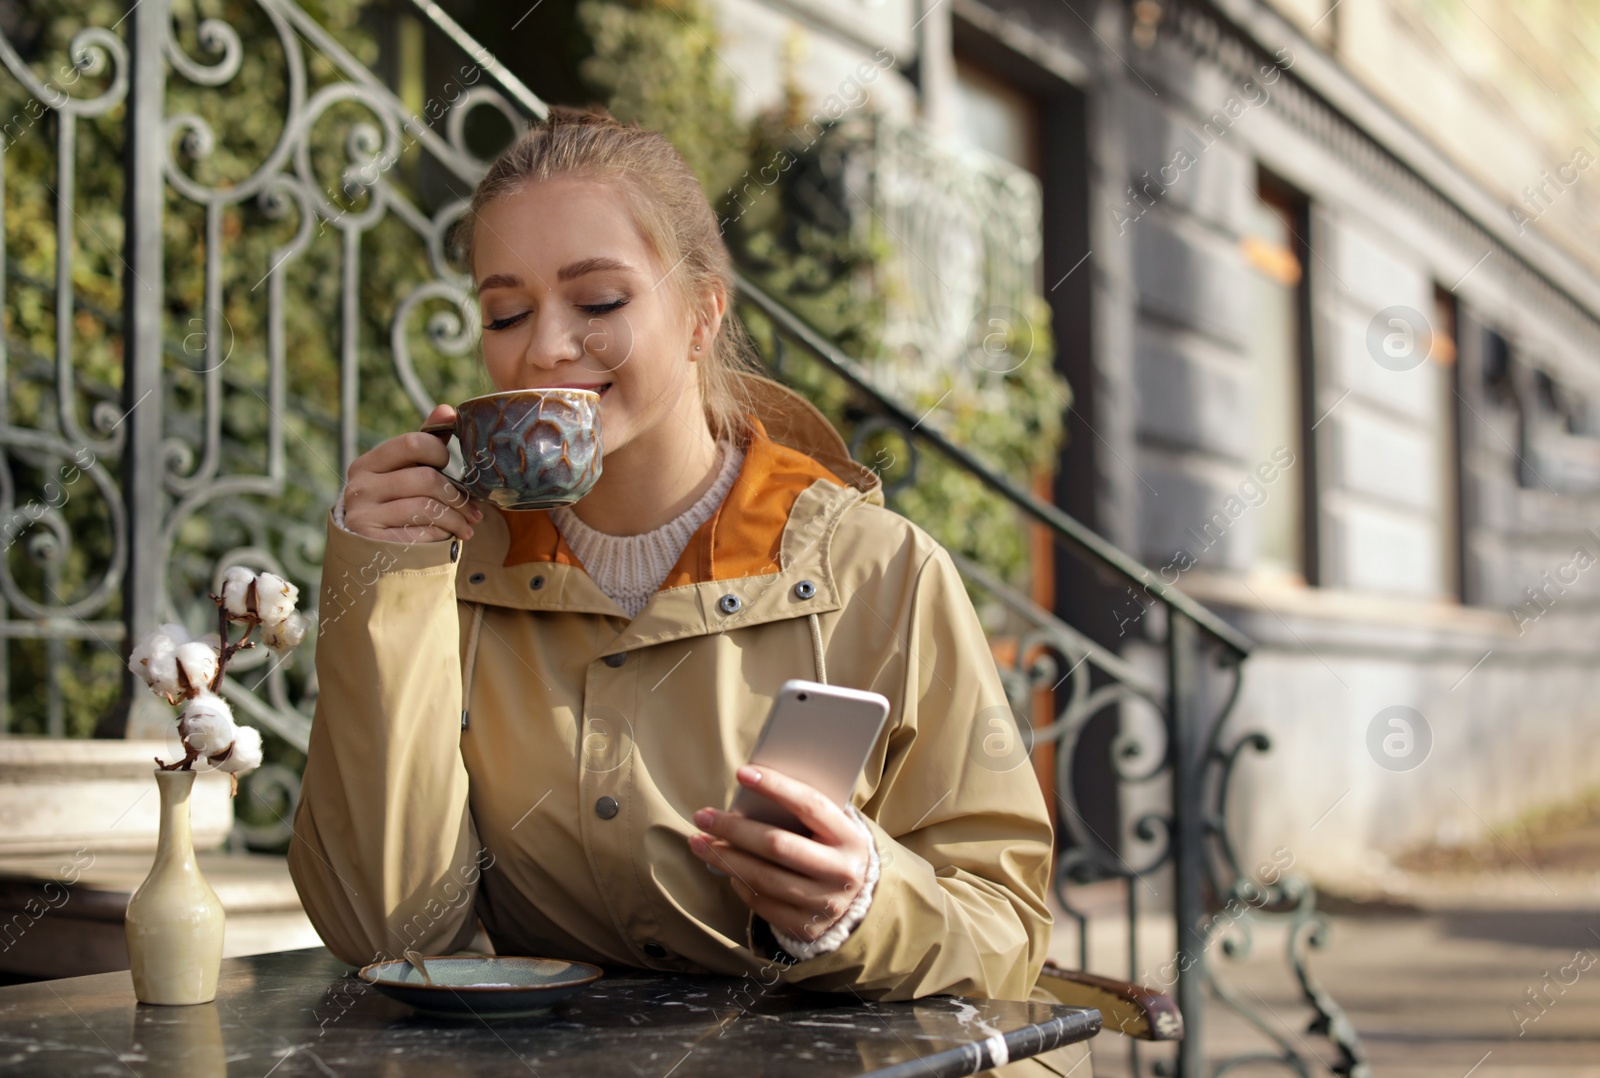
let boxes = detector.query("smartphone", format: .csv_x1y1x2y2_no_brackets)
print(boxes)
726,679,891,834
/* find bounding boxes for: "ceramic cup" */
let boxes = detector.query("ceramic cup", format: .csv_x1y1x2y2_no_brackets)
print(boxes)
422,388,603,510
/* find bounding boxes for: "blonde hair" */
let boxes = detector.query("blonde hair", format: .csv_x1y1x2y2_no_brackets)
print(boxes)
452,105,762,444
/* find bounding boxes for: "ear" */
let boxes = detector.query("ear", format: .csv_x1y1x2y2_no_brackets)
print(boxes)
691,283,728,358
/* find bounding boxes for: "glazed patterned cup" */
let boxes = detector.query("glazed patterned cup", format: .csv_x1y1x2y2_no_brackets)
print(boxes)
422,388,602,510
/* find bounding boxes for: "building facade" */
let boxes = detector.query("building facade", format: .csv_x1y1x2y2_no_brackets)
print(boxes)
679,0,1600,883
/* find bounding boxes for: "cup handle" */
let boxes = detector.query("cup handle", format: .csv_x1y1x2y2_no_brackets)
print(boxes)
418,420,475,505
436,470,475,506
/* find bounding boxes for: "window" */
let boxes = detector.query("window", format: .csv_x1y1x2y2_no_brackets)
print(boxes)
952,58,1043,297
953,58,1040,175
1433,286,1462,601
1241,172,1310,583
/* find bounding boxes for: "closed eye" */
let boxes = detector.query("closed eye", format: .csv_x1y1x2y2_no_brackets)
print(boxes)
484,312,528,332
485,298,626,331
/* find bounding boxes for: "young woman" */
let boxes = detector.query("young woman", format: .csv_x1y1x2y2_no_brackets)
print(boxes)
289,106,1082,1075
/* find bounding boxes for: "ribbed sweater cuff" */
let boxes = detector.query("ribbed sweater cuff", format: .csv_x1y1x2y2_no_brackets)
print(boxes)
332,488,352,532
769,806,880,960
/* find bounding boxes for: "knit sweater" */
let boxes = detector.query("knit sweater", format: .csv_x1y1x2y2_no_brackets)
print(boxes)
551,438,743,619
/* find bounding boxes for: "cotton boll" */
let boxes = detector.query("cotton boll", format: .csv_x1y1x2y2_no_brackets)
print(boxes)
126,630,165,683
173,641,219,694
254,572,299,626
215,724,263,775
220,566,257,621
157,622,192,646
128,628,183,699
145,654,181,699
178,693,237,756
261,612,309,655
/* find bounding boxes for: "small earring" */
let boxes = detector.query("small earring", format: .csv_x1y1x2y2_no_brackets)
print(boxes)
694,344,702,352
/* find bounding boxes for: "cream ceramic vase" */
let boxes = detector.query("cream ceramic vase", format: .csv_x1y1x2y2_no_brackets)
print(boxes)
125,768,225,1005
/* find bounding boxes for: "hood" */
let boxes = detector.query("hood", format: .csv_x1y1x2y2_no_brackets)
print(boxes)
734,372,883,505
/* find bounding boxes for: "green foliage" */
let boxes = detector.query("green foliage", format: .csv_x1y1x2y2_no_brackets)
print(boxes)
575,0,1070,594
724,111,889,434
575,0,746,198
3,0,151,736
875,288,1066,596
0,0,484,748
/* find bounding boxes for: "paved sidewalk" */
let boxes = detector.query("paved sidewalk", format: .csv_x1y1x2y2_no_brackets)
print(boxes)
1050,866,1600,1076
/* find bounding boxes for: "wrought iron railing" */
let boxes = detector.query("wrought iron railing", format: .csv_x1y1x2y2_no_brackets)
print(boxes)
0,0,536,845
733,275,1365,1078
0,0,1366,1074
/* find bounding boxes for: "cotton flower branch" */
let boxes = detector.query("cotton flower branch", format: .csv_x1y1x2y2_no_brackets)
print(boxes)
126,567,309,794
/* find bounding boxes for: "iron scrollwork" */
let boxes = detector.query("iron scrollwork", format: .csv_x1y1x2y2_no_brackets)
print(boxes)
0,20,132,737
0,0,528,843
1197,665,1371,1078
737,263,1366,1075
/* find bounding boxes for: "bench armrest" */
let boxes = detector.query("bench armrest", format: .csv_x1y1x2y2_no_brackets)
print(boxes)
1036,962,1184,1041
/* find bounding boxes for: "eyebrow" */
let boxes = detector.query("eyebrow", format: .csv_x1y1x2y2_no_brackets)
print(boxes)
476,257,637,292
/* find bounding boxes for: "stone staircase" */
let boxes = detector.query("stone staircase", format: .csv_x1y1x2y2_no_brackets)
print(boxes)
0,739,316,983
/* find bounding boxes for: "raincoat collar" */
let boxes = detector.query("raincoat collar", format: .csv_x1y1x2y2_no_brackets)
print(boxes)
455,374,882,647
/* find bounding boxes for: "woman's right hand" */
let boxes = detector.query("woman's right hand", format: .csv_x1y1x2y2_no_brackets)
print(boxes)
341,404,484,544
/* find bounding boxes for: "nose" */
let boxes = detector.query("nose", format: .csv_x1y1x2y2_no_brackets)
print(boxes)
522,309,587,372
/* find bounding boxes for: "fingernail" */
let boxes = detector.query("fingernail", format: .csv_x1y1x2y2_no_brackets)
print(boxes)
470,506,483,521
693,808,715,828
688,834,708,852
737,765,761,784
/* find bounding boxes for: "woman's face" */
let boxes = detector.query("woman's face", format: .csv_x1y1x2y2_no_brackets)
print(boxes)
471,176,708,457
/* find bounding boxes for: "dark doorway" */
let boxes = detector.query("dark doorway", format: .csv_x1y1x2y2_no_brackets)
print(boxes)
951,21,1113,858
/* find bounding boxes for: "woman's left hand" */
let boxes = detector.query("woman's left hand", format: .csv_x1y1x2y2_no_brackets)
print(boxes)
690,765,871,946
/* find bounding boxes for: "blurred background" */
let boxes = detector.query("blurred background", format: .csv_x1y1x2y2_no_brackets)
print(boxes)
0,0,1597,1074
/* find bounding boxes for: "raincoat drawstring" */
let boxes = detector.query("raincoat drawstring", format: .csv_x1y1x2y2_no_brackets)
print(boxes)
461,602,485,729
807,611,827,685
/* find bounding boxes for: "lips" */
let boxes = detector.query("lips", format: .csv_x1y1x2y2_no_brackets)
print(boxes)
546,383,611,398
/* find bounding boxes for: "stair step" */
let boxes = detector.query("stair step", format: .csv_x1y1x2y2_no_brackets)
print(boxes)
0,851,318,982
0,739,235,855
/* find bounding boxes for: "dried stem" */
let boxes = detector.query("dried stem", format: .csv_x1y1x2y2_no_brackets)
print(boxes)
155,737,201,772
207,592,257,694
154,593,256,772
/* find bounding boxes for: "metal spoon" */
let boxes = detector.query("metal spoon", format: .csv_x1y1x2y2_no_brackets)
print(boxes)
403,948,435,987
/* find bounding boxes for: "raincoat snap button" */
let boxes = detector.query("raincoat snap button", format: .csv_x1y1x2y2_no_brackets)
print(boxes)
594,796,619,819
468,572,486,585
793,580,816,600
717,594,742,615
449,540,460,563
604,652,627,668
530,575,545,590
642,942,669,959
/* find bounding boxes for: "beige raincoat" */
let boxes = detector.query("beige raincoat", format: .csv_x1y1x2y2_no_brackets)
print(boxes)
288,373,1091,1075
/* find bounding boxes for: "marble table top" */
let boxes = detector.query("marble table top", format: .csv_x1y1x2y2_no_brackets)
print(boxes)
0,947,1100,1077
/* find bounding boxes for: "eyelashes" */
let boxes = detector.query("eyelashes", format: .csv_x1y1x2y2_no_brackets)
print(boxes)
484,313,527,331
483,298,630,333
